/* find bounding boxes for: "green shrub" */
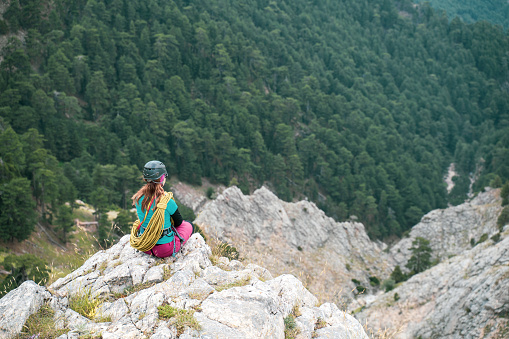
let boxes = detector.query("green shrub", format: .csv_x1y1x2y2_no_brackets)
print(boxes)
477,233,489,244
497,206,509,231
491,233,501,243
0,254,50,297
284,314,300,338
390,265,406,283
206,187,215,199
356,285,366,294
394,293,400,301
382,278,395,292
369,276,380,286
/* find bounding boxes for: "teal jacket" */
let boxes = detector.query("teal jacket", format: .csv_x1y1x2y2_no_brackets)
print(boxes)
135,195,178,245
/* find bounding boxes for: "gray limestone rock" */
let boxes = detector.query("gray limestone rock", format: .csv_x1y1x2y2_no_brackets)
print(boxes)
389,189,503,268
266,274,318,316
143,264,168,284
357,230,509,339
0,203,370,339
194,186,386,302
0,281,50,339
199,283,285,338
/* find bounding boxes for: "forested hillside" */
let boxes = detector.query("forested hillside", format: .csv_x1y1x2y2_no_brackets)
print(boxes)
413,0,509,28
0,0,508,242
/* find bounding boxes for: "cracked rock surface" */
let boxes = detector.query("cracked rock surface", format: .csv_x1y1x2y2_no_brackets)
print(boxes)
0,234,368,339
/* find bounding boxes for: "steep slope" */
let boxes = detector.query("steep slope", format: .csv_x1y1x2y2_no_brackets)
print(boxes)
0,234,369,339
356,227,509,338
389,188,503,267
195,186,389,303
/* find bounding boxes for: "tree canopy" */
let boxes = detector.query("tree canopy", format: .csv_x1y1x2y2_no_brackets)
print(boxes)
0,0,508,242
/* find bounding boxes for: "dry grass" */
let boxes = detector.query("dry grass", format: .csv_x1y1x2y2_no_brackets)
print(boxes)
362,321,403,339
158,303,202,336
215,276,251,292
284,304,303,338
13,303,67,339
111,281,157,300
188,290,213,300
69,288,104,320
207,237,240,265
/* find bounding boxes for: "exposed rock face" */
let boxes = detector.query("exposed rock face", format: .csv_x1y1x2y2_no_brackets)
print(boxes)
0,281,51,339
0,234,369,339
389,188,503,268
171,182,210,214
356,227,509,339
194,186,388,303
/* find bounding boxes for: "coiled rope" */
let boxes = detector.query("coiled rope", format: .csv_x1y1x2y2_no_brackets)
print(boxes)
130,191,173,252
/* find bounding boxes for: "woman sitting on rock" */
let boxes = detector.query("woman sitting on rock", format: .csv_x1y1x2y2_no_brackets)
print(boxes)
131,160,193,258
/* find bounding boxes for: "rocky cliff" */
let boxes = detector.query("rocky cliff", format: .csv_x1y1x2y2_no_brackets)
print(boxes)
193,185,509,338
0,234,369,339
389,187,503,268
356,226,509,338
194,186,389,304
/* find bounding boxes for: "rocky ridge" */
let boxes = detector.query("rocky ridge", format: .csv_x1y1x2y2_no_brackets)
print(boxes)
356,225,509,338
389,187,503,268
194,186,389,304
0,233,369,339
192,185,509,338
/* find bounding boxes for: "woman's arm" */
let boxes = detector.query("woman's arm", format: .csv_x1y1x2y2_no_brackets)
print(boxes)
171,209,183,227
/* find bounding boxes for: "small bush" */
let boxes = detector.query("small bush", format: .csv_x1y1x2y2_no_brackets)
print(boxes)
206,187,215,199
284,314,300,338
394,293,400,301
470,238,476,247
491,233,501,243
351,279,360,285
497,206,509,231
477,233,489,244
390,265,406,283
382,279,395,292
14,303,67,339
157,304,201,336
356,285,366,294
345,263,351,271
369,276,380,287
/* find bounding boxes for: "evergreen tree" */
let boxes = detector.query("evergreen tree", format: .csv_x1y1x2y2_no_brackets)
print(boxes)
406,237,433,275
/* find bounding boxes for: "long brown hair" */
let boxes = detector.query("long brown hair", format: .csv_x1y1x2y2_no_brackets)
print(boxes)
132,180,165,212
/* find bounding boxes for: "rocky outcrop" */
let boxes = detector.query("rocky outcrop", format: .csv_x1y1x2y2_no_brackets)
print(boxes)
356,226,509,339
389,188,503,268
0,281,51,338
194,186,388,303
0,234,369,339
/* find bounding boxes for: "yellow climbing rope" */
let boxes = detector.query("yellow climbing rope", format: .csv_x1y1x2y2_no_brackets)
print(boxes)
130,191,173,252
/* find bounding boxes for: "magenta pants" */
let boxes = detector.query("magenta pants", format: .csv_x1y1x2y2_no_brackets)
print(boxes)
144,221,193,258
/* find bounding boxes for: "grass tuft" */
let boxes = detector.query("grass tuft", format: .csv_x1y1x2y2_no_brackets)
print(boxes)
284,314,301,338
14,303,67,339
208,237,239,265
111,281,156,300
69,288,104,320
215,276,251,292
158,303,201,336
